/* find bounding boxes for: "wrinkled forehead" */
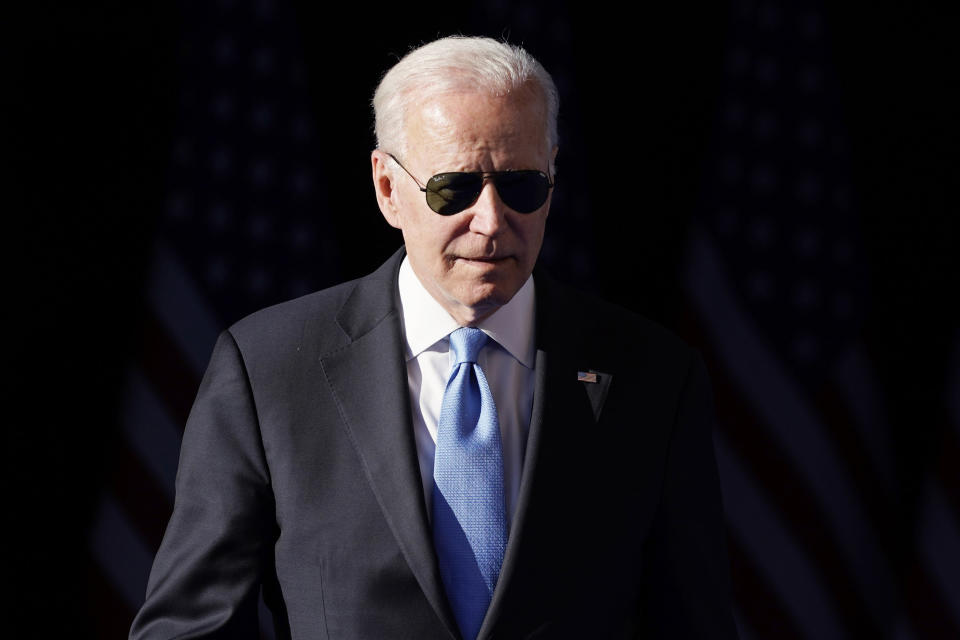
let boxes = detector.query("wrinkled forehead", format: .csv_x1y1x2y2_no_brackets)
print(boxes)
402,86,550,155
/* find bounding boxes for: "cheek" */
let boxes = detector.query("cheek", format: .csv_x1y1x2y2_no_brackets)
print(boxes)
402,216,460,261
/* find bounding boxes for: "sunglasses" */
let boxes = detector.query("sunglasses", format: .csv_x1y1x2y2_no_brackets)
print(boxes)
388,153,554,216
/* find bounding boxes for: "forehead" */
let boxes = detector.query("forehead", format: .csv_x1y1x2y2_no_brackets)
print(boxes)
404,88,549,171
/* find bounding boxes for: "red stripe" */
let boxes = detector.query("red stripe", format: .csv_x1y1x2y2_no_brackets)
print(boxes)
679,307,884,638
138,311,202,430
901,550,960,640
726,530,805,640
89,560,136,639
108,439,172,552
812,385,901,557
856,332,960,637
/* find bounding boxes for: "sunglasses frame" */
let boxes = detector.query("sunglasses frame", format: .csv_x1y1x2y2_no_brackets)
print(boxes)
387,153,554,216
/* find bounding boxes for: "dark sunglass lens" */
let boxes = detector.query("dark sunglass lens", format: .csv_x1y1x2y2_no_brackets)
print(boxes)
494,171,550,213
426,172,483,215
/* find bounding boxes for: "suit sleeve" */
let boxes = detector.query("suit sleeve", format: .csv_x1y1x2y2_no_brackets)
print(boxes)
637,352,739,639
129,330,275,639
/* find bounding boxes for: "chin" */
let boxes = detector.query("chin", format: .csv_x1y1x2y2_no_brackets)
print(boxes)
455,281,517,316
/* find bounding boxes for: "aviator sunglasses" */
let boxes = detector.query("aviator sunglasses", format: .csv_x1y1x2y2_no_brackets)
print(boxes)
388,153,555,216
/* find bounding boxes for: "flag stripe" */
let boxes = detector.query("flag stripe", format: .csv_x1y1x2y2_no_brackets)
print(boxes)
686,225,898,617
726,533,805,640
121,367,182,499
140,311,202,430
714,431,844,639
148,242,222,376
707,349,882,637
901,542,960,638
696,310,891,637
811,384,901,552
832,346,897,494
91,493,155,609
917,485,960,630
109,438,172,552
88,562,136,639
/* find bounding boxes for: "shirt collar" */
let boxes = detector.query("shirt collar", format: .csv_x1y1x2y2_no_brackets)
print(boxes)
397,255,536,369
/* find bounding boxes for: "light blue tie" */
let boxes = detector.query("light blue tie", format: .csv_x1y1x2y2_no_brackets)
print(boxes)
432,327,507,640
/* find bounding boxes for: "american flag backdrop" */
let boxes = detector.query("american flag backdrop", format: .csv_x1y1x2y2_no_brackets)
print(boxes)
86,1,340,637
681,2,959,639
81,1,958,638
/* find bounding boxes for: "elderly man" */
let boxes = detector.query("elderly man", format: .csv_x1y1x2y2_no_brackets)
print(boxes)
130,36,738,640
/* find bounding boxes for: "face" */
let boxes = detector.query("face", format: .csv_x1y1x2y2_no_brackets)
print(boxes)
372,88,557,326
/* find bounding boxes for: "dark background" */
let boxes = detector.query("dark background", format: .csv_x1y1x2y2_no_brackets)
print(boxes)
8,0,957,638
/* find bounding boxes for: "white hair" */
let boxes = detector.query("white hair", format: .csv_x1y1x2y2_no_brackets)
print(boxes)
372,36,559,158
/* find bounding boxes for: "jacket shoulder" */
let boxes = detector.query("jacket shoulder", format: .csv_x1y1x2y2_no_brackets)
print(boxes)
221,247,404,378
226,277,359,359
537,273,696,371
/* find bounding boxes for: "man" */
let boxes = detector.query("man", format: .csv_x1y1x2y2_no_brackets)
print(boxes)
131,36,738,639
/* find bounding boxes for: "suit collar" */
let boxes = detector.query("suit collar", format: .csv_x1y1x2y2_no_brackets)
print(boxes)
322,249,610,640
477,268,565,639
478,266,612,639
333,247,406,342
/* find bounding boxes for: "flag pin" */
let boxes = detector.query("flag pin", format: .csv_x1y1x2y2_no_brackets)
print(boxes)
577,371,598,383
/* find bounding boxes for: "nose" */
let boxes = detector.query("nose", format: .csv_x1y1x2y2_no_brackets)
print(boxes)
467,180,509,236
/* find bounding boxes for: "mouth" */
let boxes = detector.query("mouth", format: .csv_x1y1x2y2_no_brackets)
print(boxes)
456,255,511,265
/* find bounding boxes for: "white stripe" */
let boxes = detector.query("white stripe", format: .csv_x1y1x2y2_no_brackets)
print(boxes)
715,433,843,640
686,224,899,626
918,485,960,630
732,606,759,640
121,367,182,499
91,494,154,609
148,241,222,375
832,344,897,495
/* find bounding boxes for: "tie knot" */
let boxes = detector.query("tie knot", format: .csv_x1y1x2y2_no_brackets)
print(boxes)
448,327,488,365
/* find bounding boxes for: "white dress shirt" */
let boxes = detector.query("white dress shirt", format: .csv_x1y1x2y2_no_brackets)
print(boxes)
397,256,536,528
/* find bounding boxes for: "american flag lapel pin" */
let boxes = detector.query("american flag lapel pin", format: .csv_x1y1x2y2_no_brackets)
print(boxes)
577,371,598,383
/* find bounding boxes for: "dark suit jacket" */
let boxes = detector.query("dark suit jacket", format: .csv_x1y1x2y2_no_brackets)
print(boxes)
130,247,738,639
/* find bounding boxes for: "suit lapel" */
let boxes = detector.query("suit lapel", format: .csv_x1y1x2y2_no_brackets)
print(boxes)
478,270,607,638
319,249,459,639
318,253,609,639
478,345,551,640
580,369,613,421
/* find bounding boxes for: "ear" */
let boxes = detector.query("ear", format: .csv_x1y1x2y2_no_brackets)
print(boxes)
371,150,402,230
543,145,560,219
